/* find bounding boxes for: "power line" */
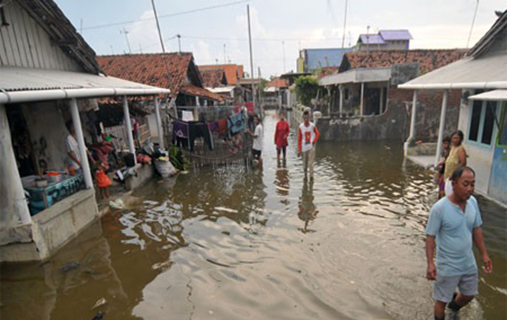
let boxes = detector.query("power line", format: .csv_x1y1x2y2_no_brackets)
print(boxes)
82,0,250,31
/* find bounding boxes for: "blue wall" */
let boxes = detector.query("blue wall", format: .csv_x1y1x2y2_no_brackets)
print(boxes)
304,48,352,71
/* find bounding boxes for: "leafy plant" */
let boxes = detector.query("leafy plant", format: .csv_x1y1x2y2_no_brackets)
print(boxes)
294,75,319,106
169,146,190,171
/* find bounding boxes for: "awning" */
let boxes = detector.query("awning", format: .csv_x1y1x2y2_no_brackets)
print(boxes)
206,86,235,94
319,68,391,86
398,53,507,90
180,84,225,102
469,90,507,101
0,67,171,104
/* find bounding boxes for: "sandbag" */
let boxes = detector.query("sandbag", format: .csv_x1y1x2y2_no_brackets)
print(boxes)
154,158,177,178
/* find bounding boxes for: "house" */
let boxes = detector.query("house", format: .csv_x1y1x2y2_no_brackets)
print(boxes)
317,49,466,141
297,48,353,73
0,0,170,262
199,65,244,105
263,77,290,109
399,11,507,206
355,29,413,52
199,64,244,86
97,53,225,141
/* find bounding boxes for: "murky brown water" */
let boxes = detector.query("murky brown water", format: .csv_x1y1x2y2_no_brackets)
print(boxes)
1,112,506,320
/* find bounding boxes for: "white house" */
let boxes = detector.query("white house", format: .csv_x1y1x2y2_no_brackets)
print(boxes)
0,0,169,262
399,11,507,206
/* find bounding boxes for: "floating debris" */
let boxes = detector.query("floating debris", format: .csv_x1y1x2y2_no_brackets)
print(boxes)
92,298,107,310
215,207,238,214
92,311,105,320
59,261,80,272
108,199,125,210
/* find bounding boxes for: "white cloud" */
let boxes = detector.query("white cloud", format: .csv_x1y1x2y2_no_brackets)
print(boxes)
127,10,162,54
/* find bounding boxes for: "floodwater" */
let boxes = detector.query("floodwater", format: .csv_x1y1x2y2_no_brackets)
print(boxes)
1,112,506,320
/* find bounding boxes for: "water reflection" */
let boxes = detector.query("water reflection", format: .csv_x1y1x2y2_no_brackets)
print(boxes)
298,178,318,233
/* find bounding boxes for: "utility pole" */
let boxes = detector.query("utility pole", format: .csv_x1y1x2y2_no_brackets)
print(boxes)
467,0,480,48
247,5,256,111
177,34,182,53
223,44,227,64
151,0,166,53
139,44,143,54
282,41,286,73
341,0,348,48
120,28,132,53
110,45,114,55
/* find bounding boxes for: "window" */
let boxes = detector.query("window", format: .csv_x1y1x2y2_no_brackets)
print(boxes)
499,104,507,146
481,102,497,145
468,94,499,147
469,99,482,141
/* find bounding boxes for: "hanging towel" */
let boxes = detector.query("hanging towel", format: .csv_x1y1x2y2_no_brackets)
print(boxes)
228,111,245,135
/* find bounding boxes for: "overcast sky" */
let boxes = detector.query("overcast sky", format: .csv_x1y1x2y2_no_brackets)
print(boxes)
55,0,505,78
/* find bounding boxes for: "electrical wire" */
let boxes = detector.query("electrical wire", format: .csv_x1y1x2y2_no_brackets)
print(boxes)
83,0,250,31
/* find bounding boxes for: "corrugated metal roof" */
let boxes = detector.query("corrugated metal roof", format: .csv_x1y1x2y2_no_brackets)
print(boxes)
319,68,392,86
469,90,507,101
359,34,385,44
0,67,170,104
398,53,507,89
379,30,413,41
303,48,353,70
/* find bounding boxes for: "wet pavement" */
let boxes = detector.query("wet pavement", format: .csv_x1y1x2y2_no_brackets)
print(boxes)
1,111,506,320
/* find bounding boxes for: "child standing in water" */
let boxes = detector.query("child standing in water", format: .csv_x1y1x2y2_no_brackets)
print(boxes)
96,163,112,199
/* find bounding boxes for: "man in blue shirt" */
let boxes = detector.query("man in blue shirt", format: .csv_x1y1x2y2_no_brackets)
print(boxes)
426,166,492,320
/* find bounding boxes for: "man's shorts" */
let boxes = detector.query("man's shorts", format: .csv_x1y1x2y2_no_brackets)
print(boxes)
434,273,478,303
252,149,262,159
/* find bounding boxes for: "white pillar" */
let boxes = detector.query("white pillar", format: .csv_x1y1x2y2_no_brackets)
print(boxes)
339,85,344,115
379,87,384,114
408,90,418,142
0,104,32,226
360,82,365,116
154,96,164,148
122,96,136,163
70,98,93,189
434,90,449,166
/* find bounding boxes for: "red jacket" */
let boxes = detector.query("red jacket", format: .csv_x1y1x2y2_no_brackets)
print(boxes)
274,120,290,147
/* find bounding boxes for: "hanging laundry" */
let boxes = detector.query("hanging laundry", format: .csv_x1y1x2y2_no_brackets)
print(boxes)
207,121,219,133
228,111,245,135
217,118,229,135
173,120,189,148
182,110,194,122
188,122,215,151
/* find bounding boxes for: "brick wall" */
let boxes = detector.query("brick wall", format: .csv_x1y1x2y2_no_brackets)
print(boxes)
388,86,461,142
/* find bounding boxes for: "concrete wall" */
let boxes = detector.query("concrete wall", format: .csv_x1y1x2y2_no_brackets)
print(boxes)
22,101,69,172
0,189,99,262
317,102,407,141
389,86,461,142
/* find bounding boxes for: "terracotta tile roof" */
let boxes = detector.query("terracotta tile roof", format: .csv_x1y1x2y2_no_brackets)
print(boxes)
266,77,289,88
96,53,194,97
341,49,467,75
317,66,340,79
180,84,225,102
199,64,244,85
200,67,226,88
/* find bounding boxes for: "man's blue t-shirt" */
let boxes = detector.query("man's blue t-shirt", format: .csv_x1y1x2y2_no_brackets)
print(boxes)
425,196,482,276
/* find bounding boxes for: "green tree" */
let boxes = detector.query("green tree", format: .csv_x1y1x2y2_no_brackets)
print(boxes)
294,75,319,106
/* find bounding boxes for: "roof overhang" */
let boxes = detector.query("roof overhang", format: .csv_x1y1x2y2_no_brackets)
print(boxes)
398,53,507,90
206,86,236,94
0,67,170,104
469,90,507,101
319,67,391,86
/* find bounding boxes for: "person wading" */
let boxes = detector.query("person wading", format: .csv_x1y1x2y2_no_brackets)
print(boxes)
297,110,319,179
274,111,290,163
247,114,263,166
444,130,467,196
425,166,492,320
